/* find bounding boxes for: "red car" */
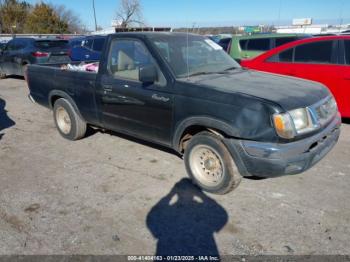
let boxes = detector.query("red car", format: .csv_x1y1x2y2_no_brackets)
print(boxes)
241,36,350,118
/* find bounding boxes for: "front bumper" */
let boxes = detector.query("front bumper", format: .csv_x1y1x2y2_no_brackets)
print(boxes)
224,114,341,178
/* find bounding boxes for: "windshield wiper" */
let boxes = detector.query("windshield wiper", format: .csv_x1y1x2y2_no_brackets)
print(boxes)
186,71,217,77
223,66,239,72
209,67,240,75
183,68,239,78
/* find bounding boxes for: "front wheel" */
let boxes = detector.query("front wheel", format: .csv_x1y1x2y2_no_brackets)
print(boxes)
184,131,242,194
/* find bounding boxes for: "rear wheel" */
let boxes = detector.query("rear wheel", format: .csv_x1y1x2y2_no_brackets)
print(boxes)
184,131,242,194
53,98,86,140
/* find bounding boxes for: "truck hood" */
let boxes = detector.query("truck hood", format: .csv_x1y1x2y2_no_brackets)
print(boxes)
186,69,330,111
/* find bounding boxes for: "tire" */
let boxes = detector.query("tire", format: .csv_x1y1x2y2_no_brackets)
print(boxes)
184,131,242,194
53,98,87,140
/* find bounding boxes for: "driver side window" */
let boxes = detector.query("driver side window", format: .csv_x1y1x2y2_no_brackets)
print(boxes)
108,39,166,86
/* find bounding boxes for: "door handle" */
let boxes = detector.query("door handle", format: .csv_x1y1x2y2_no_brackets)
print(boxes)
103,84,113,91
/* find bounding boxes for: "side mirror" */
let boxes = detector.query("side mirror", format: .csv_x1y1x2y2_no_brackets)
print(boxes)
139,64,157,84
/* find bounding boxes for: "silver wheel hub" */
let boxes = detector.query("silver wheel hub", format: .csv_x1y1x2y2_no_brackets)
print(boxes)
189,145,224,187
56,107,71,135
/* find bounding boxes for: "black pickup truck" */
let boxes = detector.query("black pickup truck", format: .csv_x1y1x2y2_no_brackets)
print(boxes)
27,32,341,194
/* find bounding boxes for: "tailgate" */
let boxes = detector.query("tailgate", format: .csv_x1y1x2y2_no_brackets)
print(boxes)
48,52,70,63
34,40,71,63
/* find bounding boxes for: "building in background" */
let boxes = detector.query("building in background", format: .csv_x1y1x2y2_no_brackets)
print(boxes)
275,18,350,35
91,20,171,35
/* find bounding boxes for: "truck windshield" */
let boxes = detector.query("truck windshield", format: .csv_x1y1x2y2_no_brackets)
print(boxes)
149,34,240,78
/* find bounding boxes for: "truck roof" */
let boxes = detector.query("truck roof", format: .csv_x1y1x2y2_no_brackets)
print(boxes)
107,32,202,38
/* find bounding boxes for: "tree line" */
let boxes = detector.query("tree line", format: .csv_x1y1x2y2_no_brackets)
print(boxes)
0,0,84,34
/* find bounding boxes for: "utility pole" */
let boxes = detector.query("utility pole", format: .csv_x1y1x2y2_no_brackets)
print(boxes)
92,0,98,31
339,0,344,33
277,0,282,26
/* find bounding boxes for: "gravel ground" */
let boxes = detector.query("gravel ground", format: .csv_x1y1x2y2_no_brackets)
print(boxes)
0,77,349,256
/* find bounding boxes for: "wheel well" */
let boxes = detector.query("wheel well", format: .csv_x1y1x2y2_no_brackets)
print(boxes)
49,94,85,122
178,125,225,153
50,95,62,108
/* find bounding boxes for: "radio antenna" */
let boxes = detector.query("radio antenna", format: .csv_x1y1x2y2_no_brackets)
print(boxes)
277,0,282,26
339,0,344,33
186,26,190,80
92,0,98,31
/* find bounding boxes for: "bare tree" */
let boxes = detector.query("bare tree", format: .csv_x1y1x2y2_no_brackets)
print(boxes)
52,4,84,33
115,0,143,28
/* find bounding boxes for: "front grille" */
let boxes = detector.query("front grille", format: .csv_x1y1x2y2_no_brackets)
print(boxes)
310,97,337,127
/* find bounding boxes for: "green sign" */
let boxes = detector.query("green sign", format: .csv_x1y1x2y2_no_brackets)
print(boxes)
244,26,261,33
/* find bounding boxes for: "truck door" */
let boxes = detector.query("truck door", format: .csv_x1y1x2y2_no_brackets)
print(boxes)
97,38,173,145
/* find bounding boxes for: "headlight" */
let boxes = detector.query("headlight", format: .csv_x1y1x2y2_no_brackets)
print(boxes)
273,112,296,139
273,97,338,139
289,108,314,133
273,108,317,139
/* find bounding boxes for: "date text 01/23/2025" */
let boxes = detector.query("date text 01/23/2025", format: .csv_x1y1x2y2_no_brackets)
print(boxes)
127,255,220,261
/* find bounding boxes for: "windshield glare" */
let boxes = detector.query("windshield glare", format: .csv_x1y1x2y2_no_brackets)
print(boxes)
149,34,240,78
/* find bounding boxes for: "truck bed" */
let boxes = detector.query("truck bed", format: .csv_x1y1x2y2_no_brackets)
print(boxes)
27,62,100,125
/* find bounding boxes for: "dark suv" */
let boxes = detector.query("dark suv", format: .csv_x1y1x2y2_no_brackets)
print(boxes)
0,38,70,77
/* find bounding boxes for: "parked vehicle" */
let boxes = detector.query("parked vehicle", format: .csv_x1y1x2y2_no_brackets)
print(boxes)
0,38,70,78
69,35,106,61
217,37,232,52
209,34,232,44
229,34,310,62
241,36,350,118
341,30,350,35
0,43,6,52
27,33,341,194
68,37,85,49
